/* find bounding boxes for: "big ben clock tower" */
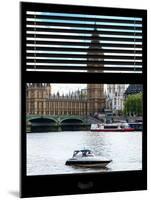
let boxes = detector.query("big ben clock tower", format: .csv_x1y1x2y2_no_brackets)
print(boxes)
87,24,105,114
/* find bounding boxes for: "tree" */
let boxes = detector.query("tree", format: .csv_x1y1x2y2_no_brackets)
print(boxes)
124,93,143,116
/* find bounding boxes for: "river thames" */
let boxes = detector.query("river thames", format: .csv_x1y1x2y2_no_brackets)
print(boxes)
27,131,142,175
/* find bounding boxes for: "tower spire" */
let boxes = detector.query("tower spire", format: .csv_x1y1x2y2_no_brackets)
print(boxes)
90,21,100,44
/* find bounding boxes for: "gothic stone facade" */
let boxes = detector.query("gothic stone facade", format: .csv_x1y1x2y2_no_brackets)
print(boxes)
26,83,105,116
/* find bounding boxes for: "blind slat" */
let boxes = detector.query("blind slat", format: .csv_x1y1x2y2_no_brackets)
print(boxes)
26,40,142,48
26,46,142,54
27,27,142,36
27,21,142,31
27,14,142,24
27,65,142,72
27,59,142,65
26,53,142,60
26,33,142,42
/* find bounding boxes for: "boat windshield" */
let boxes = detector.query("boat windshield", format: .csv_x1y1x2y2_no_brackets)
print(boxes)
73,150,94,157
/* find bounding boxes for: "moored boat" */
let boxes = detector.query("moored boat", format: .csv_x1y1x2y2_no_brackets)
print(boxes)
128,122,143,131
65,149,112,168
90,122,135,132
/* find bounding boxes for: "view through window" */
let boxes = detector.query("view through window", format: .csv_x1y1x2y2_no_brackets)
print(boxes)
26,83,143,175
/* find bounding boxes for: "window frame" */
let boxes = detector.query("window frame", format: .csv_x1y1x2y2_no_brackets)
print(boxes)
20,2,147,198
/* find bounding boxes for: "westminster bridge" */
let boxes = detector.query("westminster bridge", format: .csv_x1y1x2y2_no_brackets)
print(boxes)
26,115,96,132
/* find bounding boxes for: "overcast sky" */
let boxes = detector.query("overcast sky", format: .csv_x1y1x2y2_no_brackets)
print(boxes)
51,84,109,94
51,84,87,94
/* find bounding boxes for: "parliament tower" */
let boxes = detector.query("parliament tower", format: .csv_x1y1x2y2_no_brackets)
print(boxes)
26,83,51,115
87,25,105,114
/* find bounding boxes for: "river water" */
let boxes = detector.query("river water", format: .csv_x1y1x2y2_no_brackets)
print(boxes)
27,131,142,175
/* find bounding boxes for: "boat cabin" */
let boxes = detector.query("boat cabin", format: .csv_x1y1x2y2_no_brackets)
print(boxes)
91,122,130,130
73,149,94,158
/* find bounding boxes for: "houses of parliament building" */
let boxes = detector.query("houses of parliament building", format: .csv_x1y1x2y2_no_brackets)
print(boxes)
26,83,105,116
26,27,106,116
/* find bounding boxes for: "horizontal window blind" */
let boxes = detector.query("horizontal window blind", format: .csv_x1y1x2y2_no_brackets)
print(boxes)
26,9,143,73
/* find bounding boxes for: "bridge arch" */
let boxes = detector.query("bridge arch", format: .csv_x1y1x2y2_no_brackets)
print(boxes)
60,117,84,124
61,118,84,124
27,116,58,132
29,118,57,124
27,116,58,124
60,117,84,131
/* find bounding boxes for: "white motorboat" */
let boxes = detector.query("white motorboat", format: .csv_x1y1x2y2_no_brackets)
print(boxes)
65,149,112,168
